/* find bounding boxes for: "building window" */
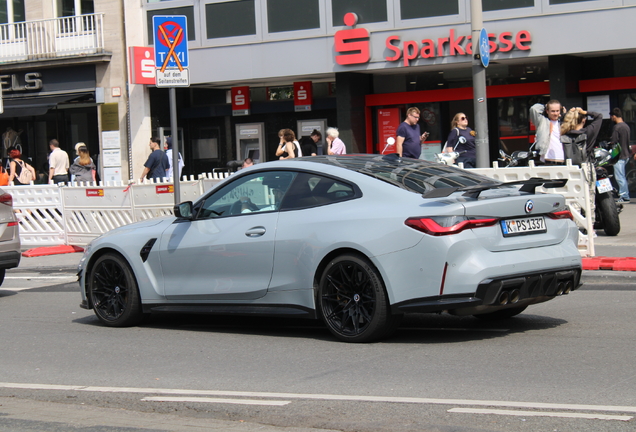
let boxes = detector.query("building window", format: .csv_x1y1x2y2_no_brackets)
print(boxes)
147,7,196,43
332,0,387,25
56,0,94,17
400,0,458,20
206,0,256,39
0,0,25,23
267,0,319,33
267,86,293,100
483,0,534,11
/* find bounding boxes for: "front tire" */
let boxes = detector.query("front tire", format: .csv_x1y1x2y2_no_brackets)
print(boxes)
596,192,620,236
318,254,397,343
88,253,143,327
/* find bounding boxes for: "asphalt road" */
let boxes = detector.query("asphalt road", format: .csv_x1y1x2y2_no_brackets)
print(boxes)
0,253,635,432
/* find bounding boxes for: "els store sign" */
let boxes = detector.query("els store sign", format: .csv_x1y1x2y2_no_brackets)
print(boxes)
334,13,532,67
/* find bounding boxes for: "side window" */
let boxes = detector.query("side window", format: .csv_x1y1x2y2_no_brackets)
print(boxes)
197,171,296,219
280,172,357,210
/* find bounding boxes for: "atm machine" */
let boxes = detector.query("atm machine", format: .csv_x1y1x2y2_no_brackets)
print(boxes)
297,119,327,155
236,123,265,163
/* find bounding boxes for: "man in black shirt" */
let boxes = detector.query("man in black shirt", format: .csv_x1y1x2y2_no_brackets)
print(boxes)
300,129,321,156
610,108,631,202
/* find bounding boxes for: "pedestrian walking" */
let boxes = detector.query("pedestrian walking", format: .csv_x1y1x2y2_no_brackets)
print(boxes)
69,146,97,183
610,107,631,202
8,148,36,186
444,112,476,168
164,137,184,180
48,139,69,184
326,127,346,155
396,107,426,158
140,137,169,182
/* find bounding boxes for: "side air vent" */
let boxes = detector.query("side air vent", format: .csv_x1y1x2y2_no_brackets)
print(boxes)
140,238,157,262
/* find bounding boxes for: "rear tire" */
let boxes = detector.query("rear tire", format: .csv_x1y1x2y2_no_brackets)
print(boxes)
318,254,395,343
0,268,5,287
474,305,527,320
596,192,620,236
88,253,143,327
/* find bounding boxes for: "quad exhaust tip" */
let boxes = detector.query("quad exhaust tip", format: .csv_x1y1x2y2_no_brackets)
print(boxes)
556,280,573,296
509,289,520,304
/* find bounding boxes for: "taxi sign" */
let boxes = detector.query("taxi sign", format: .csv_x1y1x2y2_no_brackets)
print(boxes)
152,15,190,87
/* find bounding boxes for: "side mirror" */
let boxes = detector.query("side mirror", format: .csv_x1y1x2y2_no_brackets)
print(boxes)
174,201,194,220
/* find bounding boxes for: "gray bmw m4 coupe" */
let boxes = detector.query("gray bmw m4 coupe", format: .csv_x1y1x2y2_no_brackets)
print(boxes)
79,154,581,342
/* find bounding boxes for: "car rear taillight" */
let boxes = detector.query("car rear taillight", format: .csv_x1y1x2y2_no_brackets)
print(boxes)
547,210,574,220
405,216,498,236
0,193,13,206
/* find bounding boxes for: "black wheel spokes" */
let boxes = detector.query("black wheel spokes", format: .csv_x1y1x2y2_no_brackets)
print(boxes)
322,261,376,336
92,260,128,320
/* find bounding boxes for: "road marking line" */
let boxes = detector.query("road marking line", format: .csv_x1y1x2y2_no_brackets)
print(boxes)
142,396,290,406
1,382,635,414
449,408,633,421
6,276,77,280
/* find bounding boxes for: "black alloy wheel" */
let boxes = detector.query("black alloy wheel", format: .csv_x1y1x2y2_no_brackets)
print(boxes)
319,254,396,343
88,253,142,327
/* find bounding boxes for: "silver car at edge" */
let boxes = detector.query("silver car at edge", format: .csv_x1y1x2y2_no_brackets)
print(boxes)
0,188,21,286
78,155,581,342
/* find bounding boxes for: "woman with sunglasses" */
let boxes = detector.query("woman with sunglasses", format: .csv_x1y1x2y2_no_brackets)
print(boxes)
444,113,477,168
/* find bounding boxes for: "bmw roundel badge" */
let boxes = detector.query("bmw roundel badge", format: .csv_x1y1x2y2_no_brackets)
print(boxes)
525,200,534,214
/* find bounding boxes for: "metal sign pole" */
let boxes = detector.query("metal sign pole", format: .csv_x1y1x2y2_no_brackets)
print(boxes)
471,0,490,168
169,87,180,206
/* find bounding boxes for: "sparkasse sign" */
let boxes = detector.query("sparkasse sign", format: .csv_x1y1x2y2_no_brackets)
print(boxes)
334,15,532,68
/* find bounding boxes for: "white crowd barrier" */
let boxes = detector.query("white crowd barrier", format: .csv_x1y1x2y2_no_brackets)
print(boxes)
5,172,230,248
5,166,594,256
470,160,594,257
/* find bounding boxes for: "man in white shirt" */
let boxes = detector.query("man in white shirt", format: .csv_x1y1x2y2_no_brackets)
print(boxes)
164,137,184,180
48,139,70,184
529,100,566,165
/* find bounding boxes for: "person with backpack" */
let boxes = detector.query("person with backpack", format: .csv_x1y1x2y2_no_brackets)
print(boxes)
8,148,36,186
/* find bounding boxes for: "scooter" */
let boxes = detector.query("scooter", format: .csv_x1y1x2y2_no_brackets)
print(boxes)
592,141,622,236
435,151,466,166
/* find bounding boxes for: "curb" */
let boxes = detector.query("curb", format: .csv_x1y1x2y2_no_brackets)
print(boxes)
22,245,84,258
581,270,636,285
582,256,636,271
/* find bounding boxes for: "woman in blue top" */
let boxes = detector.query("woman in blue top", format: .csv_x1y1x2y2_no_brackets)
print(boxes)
444,112,477,168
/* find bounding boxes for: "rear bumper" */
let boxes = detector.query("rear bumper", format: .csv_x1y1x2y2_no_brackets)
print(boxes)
392,266,581,315
0,250,21,270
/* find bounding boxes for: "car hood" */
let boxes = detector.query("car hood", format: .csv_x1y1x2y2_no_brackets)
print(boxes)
95,216,174,241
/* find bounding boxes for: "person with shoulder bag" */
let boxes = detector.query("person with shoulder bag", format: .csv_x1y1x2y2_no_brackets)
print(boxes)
8,148,35,186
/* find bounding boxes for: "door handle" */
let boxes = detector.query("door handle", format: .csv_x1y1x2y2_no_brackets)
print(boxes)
245,226,266,237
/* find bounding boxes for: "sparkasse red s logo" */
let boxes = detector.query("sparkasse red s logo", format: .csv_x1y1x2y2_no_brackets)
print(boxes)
334,13,370,65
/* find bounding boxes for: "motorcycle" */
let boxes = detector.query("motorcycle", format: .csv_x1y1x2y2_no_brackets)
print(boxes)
498,148,539,167
592,141,622,236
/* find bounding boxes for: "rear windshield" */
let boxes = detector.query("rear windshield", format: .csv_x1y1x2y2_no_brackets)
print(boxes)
304,155,499,195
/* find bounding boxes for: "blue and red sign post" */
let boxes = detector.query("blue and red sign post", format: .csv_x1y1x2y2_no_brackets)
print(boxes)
152,15,189,87
152,15,190,205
